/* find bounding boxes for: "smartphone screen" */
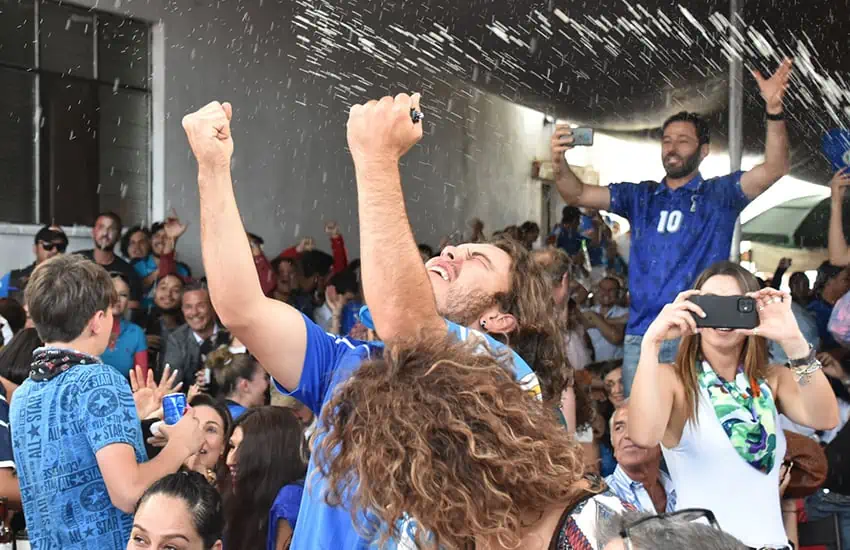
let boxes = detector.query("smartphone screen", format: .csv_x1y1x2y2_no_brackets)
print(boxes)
571,127,594,147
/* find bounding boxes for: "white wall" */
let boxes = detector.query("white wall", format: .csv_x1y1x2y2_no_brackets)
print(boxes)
0,225,94,275
0,0,552,278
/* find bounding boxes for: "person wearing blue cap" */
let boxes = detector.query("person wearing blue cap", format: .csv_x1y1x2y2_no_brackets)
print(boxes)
0,225,68,303
184,93,577,549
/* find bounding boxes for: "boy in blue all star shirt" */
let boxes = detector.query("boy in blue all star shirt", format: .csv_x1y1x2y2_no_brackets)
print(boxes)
185,95,566,549
10,255,205,550
550,58,795,395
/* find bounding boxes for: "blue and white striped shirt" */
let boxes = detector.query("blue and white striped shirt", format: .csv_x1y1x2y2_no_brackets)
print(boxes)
605,464,677,514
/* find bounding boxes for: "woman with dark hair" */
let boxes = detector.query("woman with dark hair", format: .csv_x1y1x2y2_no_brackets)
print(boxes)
0,298,27,339
205,347,269,420
185,394,233,487
224,407,307,550
102,273,148,378
121,225,151,262
0,328,42,385
629,261,839,548
315,335,625,549
146,394,232,488
128,471,223,550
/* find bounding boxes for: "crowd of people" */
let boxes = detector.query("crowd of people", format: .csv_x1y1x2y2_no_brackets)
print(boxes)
0,57,847,550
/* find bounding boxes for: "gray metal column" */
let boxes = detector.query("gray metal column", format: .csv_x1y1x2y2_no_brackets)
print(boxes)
729,0,744,261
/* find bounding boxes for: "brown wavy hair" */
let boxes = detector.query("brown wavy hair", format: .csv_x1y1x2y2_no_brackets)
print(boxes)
488,238,571,405
675,261,769,424
531,247,595,429
313,335,586,549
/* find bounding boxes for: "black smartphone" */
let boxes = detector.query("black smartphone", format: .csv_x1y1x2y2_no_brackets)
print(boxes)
570,127,594,147
688,295,759,330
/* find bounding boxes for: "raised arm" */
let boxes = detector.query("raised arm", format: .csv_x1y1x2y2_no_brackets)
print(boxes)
740,59,793,199
325,222,349,275
829,169,850,266
628,291,703,448
744,288,839,431
550,125,610,210
770,258,792,290
181,101,307,392
581,311,627,345
347,94,445,344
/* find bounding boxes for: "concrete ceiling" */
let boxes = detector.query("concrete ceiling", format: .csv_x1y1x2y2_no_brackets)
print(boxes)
321,0,849,184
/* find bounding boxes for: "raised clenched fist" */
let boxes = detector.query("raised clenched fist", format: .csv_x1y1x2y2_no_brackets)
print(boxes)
324,221,340,238
347,93,423,165
182,101,234,169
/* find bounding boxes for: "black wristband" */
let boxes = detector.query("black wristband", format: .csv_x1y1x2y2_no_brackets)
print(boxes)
766,111,785,121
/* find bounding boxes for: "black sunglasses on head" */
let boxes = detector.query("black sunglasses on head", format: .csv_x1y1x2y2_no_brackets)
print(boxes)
40,241,67,253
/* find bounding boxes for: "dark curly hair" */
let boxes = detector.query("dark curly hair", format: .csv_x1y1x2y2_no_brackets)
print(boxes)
120,225,150,259
313,335,587,549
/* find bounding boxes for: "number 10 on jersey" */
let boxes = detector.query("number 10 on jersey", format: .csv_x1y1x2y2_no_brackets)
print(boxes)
657,210,683,234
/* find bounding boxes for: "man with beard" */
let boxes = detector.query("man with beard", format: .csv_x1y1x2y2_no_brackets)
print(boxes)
141,273,186,368
162,282,230,389
182,95,568,549
551,59,793,395
133,218,192,308
78,212,143,311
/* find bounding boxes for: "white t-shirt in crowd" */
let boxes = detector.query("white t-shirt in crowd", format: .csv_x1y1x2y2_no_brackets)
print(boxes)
584,304,628,362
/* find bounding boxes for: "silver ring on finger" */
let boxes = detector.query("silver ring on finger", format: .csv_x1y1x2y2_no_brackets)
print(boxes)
753,327,759,337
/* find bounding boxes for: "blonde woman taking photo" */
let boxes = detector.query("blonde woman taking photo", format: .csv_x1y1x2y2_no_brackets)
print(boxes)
629,261,838,549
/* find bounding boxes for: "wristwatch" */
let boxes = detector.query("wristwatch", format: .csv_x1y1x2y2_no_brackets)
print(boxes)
787,344,816,368
786,344,822,385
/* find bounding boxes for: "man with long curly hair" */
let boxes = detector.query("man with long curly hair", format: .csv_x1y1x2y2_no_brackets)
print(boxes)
315,334,625,550
183,94,575,549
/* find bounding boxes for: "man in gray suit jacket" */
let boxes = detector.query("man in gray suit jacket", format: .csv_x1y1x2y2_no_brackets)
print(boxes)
161,282,230,389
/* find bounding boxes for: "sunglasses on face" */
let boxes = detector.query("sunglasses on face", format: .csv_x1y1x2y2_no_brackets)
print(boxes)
620,509,719,550
40,241,67,253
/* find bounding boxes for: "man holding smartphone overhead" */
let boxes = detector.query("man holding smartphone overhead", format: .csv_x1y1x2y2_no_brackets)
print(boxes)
550,58,794,396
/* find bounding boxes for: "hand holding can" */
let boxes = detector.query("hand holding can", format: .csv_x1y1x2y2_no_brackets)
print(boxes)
162,393,187,425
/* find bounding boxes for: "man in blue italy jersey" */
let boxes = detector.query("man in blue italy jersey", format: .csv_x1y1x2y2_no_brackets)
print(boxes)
550,59,794,395
183,93,569,548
